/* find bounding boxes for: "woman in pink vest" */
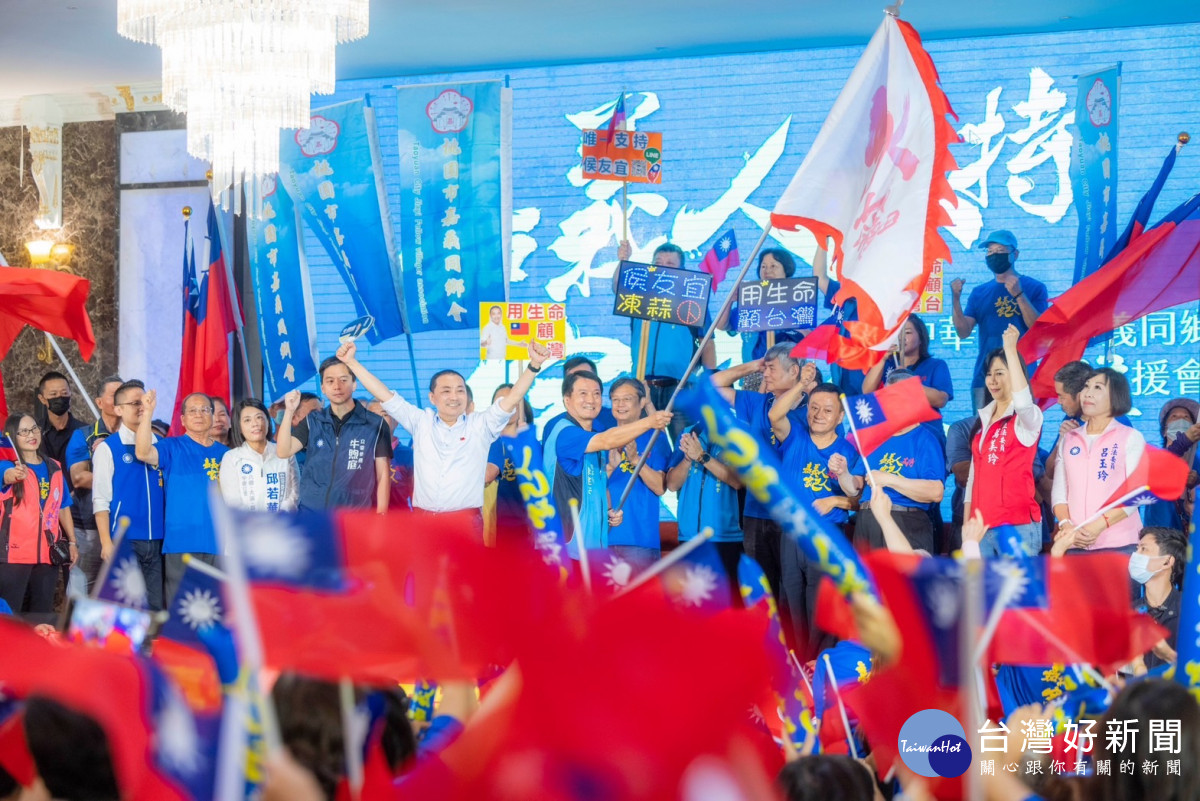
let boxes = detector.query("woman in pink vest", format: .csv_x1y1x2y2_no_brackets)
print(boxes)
963,324,1043,556
1051,368,1144,554
0,412,76,613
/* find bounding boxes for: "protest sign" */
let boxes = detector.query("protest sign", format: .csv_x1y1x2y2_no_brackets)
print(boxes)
581,129,663,184
479,302,568,361
735,277,818,333
612,261,710,328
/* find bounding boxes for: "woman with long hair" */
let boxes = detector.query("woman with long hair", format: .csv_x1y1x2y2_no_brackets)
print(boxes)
218,399,299,512
861,313,954,448
0,412,76,613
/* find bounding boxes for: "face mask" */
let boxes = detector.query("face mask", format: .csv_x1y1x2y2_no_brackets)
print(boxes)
47,396,70,416
985,252,1011,274
1128,552,1165,585
1165,419,1193,440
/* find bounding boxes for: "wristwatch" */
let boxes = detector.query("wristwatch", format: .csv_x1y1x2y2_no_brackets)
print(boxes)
698,452,712,465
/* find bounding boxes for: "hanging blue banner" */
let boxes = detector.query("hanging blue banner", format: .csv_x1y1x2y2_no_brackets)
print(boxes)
247,177,319,399
502,427,572,583
395,81,506,332
278,98,406,344
1070,66,1119,283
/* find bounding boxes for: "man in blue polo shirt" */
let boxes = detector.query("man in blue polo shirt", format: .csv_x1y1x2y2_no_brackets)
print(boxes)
135,389,229,605
950,230,1049,409
542,355,617,492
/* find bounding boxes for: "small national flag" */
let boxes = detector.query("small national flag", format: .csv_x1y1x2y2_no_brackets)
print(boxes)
843,377,940,456
813,640,872,754
1098,444,1190,508
985,525,1049,610
698,229,740,286
0,432,15,462
97,532,151,610
509,321,530,336
661,539,733,614
160,560,228,652
604,92,627,149
0,697,36,788
234,508,349,591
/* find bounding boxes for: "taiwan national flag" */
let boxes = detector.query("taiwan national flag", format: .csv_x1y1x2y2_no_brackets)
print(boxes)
1098,444,1190,508
843,377,939,456
0,432,15,462
698,229,740,286
604,92,627,150
170,200,238,435
509,321,529,336
97,530,151,610
660,539,734,614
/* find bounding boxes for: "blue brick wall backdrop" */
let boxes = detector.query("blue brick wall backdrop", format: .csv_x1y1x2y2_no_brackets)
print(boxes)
298,22,1199,514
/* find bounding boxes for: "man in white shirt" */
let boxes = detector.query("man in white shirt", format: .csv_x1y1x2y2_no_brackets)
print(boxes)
480,305,513,361
334,338,550,516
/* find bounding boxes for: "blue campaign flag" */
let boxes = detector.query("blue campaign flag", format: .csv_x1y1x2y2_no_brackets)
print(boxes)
160,561,227,652
232,508,349,592
1070,66,1120,283
501,428,572,583
681,375,877,601
408,680,438,723
247,176,319,399
395,81,507,332
661,539,733,614
1175,512,1200,697
813,640,872,725
279,98,406,344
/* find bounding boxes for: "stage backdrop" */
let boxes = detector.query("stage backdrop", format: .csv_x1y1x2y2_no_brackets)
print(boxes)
286,22,1198,516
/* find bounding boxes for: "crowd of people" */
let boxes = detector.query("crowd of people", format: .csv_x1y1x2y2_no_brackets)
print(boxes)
1,229,1198,800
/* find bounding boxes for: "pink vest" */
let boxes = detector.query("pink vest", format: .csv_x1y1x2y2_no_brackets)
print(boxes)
971,414,1041,527
1060,421,1141,549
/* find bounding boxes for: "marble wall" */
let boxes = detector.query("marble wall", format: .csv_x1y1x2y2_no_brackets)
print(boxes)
0,120,119,417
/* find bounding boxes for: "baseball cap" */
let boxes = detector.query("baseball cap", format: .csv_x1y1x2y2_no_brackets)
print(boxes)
978,230,1019,251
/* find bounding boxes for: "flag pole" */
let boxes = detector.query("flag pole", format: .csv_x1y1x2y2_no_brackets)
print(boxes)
614,226,773,511
1073,486,1149,530
617,528,713,596
839,395,879,490
339,677,364,801
44,334,101,421
88,517,130,601
569,499,592,594
822,652,859,759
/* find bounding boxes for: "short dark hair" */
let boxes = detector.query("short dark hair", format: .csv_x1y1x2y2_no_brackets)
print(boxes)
1140,527,1188,588
492,383,533,423
563,355,598,375
809,382,842,401
299,392,320,404
98,374,124,392
777,754,875,801
319,356,354,382
210,395,228,411
1053,360,1092,397
885,368,916,385
489,304,502,314
37,371,69,395
563,370,602,398
230,398,274,448
1088,367,1133,418
652,242,686,267
428,369,466,393
25,697,121,801
112,379,145,405
758,248,796,278
983,346,1029,386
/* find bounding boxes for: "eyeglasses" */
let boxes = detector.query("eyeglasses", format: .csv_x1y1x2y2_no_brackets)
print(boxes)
118,401,144,409
184,407,214,416
16,427,39,437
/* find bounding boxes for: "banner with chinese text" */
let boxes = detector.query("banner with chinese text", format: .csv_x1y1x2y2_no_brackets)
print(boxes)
612,261,710,327
247,177,319,399
479,302,567,361
581,129,663,183
917,260,945,315
278,98,406,344
1070,66,1119,283
396,81,507,332
735,277,818,332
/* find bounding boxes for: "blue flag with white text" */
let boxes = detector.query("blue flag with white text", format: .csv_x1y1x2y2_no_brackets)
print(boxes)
1070,66,1119,283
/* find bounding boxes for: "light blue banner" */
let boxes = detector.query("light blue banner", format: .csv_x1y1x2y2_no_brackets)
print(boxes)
395,81,506,332
279,98,406,344
1070,66,1119,283
247,177,319,399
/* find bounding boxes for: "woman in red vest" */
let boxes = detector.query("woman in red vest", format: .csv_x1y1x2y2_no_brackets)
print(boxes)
963,324,1043,556
1,412,76,613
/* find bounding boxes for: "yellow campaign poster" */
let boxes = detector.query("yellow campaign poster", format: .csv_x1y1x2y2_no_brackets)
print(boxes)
479,302,568,361
918,259,945,314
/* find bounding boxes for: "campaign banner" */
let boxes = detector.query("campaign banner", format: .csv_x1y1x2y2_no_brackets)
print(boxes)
396,81,507,332
735,277,818,332
581,128,663,183
1070,66,1119,283
479,302,567,362
612,261,710,327
278,98,406,344
917,259,945,315
248,176,319,399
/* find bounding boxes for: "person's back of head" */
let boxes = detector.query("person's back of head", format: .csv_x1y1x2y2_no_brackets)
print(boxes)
1094,678,1200,801
24,697,120,801
777,755,875,801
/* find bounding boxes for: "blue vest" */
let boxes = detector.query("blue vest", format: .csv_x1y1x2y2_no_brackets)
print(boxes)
298,403,388,511
106,436,165,542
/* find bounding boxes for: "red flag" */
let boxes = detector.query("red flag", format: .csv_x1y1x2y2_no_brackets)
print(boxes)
698,229,740,286
0,265,96,361
843,377,940,456
0,708,36,787
1099,444,1191,508
170,201,237,435
1020,193,1200,403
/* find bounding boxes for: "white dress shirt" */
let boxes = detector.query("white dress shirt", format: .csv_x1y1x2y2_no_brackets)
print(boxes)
91,425,155,514
219,443,299,512
381,393,511,512
480,321,510,361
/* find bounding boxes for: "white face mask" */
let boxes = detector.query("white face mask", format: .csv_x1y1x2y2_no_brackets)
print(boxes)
1128,552,1167,585
1165,419,1193,440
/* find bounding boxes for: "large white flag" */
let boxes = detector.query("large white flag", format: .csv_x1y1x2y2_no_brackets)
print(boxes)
773,15,957,370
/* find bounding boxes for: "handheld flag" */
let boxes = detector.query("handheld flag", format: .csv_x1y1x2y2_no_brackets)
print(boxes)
0,432,15,462
160,559,228,652
96,529,151,610
698,229,740,286
0,264,97,362
500,428,572,583
604,92,627,150
660,539,733,614
1098,444,1190,508
842,377,940,456
773,15,958,371
338,315,375,344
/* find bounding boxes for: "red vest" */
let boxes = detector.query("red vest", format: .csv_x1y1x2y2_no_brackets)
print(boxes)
970,414,1041,527
0,459,66,565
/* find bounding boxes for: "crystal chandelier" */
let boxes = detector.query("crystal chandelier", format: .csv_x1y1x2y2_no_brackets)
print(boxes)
117,0,369,214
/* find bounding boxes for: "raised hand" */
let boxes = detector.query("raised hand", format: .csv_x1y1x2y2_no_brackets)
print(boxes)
617,240,632,262
680,432,704,461
1003,272,1022,297
961,509,986,545
1001,323,1020,350
142,389,158,416
527,339,551,368
950,278,965,297
336,340,357,364
283,389,301,413
827,452,849,477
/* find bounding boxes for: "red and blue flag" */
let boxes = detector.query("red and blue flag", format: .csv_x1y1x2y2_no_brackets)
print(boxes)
842,376,940,456
698,229,739,286
1099,444,1190,508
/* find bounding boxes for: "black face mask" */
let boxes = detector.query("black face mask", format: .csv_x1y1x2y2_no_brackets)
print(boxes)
985,252,1011,274
47,396,71,416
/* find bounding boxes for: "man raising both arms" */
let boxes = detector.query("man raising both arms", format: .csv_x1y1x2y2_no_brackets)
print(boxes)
333,338,550,523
